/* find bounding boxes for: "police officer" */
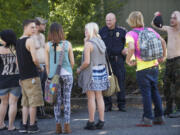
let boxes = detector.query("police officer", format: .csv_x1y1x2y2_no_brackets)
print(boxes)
99,13,127,112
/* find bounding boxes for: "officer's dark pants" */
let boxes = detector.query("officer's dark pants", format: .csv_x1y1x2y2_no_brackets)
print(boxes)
163,57,180,112
104,56,126,109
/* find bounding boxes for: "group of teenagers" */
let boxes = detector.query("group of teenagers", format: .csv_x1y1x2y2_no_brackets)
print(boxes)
0,10,180,134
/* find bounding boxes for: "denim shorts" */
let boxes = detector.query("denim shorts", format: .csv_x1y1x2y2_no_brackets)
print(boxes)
0,87,21,97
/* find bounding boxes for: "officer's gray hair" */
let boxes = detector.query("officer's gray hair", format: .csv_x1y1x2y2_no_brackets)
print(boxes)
85,22,101,39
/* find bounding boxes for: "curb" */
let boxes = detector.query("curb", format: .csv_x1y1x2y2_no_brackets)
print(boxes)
71,95,165,106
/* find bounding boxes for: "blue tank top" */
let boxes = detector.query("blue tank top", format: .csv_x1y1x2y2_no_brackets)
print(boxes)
48,41,72,78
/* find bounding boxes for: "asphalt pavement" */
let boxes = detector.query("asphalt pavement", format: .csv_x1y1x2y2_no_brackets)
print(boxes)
1,104,180,135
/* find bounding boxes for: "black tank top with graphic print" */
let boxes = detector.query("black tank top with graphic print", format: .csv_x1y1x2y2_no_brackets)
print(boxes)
0,53,20,89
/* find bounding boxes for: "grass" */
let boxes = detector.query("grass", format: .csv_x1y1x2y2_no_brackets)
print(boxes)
72,43,84,51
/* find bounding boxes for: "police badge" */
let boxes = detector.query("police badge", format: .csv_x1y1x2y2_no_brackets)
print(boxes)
116,32,120,37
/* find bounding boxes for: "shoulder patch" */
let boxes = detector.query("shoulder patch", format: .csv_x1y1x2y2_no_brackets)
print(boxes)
117,26,127,32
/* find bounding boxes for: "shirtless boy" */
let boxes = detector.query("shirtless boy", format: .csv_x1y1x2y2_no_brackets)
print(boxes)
152,11,180,118
33,17,49,118
33,18,47,65
33,17,47,89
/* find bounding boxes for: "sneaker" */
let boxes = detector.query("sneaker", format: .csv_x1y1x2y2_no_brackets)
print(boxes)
19,122,28,133
164,108,173,116
136,117,153,127
95,120,105,129
84,121,96,130
28,124,40,134
153,116,165,125
169,110,180,118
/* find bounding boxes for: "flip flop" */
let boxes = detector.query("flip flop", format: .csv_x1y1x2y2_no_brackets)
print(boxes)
8,127,17,131
0,126,8,131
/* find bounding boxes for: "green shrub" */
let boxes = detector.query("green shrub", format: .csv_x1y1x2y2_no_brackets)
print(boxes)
125,63,166,94
71,49,85,97
125,64,138,94
71,43,166,97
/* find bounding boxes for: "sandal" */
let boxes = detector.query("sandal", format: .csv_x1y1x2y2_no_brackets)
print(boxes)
8,127,17,131
0,125,8,131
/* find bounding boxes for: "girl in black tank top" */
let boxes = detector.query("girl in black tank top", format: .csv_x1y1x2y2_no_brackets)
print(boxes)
0,29,21,130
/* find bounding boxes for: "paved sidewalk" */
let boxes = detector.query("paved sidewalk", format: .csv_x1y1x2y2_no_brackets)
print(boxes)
1,105,180,135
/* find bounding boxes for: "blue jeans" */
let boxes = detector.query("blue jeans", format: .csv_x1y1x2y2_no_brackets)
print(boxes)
136,66,163,120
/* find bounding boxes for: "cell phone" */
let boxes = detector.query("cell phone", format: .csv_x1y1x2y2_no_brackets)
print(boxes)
0,44,3,46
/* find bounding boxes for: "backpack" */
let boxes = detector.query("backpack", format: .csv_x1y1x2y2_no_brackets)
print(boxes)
133,28,163,61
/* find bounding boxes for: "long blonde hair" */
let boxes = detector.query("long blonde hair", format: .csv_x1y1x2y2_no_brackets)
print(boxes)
126,11,144,28
85,22,101,39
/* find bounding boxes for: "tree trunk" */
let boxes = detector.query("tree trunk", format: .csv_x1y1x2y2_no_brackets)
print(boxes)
100,0,105,21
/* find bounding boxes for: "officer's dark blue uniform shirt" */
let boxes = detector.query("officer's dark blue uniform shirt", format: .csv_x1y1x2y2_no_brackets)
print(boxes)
100,26,126,107
99,26,126,57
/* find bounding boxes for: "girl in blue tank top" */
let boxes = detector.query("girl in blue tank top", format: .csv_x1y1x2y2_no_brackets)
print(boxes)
45,23,74,134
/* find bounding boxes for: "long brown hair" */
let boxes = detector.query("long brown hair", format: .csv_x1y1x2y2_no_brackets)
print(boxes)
47,22,65,64
47,22,65,43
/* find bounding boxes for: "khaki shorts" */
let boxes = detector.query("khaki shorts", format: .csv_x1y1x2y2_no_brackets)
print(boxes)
21,77,44,107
